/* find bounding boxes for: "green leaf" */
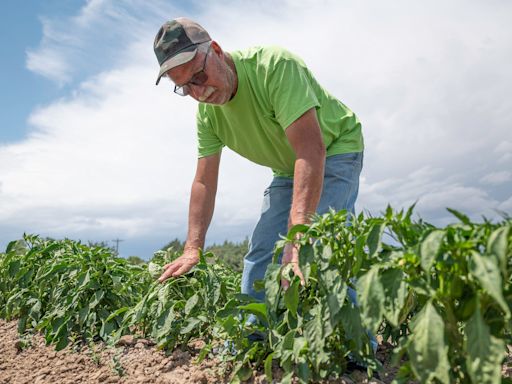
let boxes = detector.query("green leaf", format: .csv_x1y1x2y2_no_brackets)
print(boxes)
28,299,42,320
196,343,212,363
297,361,312,384
100,320,115,338
6,239,27,255
157,304,178,339
78,307,89,327
469,251,510,318
487,226,509,280
380,268,408,326
89,290,104,309
78,271,91,291
367,221,386,258
184,293,200,315
304,304,325,370
353,235,366,275
356,265,384,333
465,302,506,384
420,230,444,272
239,302,268,324
235,363,253,381
18,316,28,334
180,317,202,334
318,244,332,271
287,224,310,240
148,262,162,279
407,301,450,384
264,353,274,383
105,307,129,323
339,303,365,351
447,208,471,225
280,371,293,384
278,329,296,352
284,279,300,317
252,279,265,293
292,336,307,361
55,334,69,351
298,243,315,284
8,260,21,277
264,263,281,314
320,269,347,326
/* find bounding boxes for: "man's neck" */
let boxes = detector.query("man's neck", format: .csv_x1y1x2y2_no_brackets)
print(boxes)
225,52,238,100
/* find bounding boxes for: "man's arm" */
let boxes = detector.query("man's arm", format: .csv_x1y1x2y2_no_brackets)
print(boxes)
158,152,221,282
281,107,326,287
286,107,326,228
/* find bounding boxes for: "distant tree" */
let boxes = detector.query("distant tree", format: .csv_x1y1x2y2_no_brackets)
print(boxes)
205,238,249,272
126,256,145,265
160,238,185,253
157,237,249,272
86,240,117,255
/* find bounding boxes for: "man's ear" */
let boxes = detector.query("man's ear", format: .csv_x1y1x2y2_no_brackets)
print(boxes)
210,41,223,57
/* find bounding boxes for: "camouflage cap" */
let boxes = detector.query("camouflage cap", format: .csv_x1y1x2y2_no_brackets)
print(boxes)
153,17,211,85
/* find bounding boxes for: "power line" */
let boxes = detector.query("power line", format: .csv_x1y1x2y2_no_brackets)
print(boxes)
111,238,124,254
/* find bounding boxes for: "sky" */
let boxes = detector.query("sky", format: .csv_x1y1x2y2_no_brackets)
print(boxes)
1,0,511,259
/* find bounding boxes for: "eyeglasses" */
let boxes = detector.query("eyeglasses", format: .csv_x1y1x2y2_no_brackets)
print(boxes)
173,44,211,96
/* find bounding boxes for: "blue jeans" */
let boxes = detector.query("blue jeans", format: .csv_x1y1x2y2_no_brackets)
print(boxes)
241,152,363,300
241,152,377,352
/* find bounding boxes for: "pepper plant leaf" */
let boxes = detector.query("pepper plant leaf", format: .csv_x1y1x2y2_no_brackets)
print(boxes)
380,268,408,327
407,301,450,384
465,302,506,384
487,225,509,281
469,251,510,318
356,265,384,333
420,230,444,273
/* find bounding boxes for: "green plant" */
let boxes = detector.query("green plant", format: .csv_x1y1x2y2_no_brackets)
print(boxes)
115,250,240,352
0,235,151,350
1,206,510,384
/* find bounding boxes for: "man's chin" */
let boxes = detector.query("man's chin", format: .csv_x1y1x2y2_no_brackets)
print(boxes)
203,92,229,105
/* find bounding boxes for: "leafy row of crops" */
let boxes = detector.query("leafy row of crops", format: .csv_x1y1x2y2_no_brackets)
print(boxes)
1,207,511,383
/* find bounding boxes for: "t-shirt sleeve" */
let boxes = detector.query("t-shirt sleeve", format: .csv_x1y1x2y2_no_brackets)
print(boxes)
267,57,320,130
196,108,224,158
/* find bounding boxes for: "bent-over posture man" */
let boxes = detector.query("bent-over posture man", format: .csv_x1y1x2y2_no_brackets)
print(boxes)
154,18,365,312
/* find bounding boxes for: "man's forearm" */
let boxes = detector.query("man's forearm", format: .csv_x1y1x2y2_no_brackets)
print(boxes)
289,151,325,229
186,179,217,250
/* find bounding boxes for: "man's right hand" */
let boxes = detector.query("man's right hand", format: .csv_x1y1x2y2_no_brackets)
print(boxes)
158,247,200,283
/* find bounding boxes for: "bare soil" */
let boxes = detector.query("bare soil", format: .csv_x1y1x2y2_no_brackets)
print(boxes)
1,318,509,384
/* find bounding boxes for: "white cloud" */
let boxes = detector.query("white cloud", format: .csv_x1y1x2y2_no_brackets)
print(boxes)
3,0,512,258
480,171,512,185
499,196,512,213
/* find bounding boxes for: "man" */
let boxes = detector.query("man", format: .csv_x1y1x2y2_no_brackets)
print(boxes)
154,18,364,302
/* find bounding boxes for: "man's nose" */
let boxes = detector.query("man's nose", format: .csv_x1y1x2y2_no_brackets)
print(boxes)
192,85,212,102
190,83,207,98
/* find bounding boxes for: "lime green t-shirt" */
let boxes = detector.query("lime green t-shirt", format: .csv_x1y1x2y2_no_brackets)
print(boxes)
196,46,364,177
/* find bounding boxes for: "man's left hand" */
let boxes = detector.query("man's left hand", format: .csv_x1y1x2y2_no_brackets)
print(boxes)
281,241,305,290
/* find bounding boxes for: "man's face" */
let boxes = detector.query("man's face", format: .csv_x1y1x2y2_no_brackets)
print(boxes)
166,42,235,105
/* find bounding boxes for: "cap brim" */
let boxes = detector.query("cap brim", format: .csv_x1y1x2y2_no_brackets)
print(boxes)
155,48,199,85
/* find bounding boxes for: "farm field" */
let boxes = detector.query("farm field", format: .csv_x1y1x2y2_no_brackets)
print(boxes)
1,317,512,384
0,318,395,383
1,207,511,383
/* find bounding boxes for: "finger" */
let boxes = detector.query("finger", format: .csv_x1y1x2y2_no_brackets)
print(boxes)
158,263,180,282
172,262,193,277
281,277,289,290
291,262,305,285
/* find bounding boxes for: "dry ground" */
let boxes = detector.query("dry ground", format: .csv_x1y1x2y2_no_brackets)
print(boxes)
1,318,510,384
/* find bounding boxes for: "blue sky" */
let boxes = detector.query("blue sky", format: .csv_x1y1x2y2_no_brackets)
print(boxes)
1,1,61,142
1,0,511,259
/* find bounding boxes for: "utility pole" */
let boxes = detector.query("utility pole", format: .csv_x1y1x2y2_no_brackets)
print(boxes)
112,238,124,255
